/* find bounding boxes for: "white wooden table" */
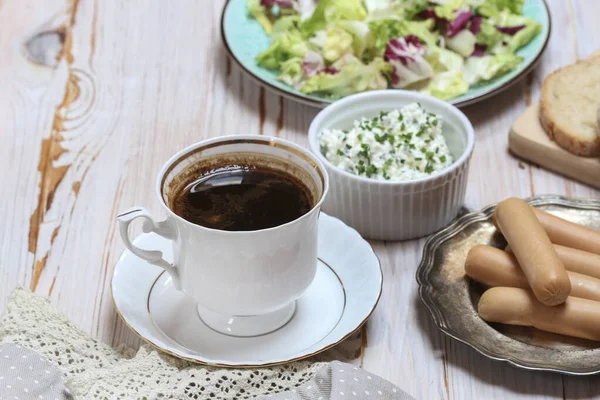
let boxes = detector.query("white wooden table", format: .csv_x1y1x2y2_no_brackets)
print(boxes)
2,0,600,398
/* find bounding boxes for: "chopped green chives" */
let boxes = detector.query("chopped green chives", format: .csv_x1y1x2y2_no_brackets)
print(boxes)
366,164,378,177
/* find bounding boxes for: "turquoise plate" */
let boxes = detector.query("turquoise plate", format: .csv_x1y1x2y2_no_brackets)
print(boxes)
221,0,551,108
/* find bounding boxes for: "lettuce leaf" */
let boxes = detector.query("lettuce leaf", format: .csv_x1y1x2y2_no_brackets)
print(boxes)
481,0,524,15
247,0,273,35
369,19,436,51
365,0,429,20
489,10,533,27
300,0,367,36
401,0,430,19
475,18,504,48
427,46,465,72
462,52,522,84
331,53,363,69
486,10,541,52
425,71,469,100
434,0,464,20
334,20,375,59
277,57,304,87
464,0,486,7
478,0,525,17
301,57,391,98
295,0,318,21
446,29,477,57
309,26,354,62
256,30,310,69
508,22,541,52
271,15,301,38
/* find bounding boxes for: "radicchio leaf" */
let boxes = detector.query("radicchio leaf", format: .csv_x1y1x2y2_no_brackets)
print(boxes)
384,35,424,63
417,8,446,29
469,16,482,34
321,66,340,74
471,44,487,57
447,9,472,38
417,8,438,20
302,51,339,77
496,25,526,35
302,51,325,76
261,0,294,8
384,35,433,88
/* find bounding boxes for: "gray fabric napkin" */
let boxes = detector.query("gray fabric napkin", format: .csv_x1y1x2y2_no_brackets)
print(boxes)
0,343,70,400
259,361,414,400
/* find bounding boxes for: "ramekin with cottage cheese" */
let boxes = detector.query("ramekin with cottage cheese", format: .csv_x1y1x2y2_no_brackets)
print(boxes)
319,103,454,182
308,90,474,241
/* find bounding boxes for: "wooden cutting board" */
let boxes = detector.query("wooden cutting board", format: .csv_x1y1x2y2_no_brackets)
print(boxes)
509,103,600,189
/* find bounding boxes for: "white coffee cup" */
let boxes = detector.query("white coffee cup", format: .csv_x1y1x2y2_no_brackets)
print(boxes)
118,135,329,337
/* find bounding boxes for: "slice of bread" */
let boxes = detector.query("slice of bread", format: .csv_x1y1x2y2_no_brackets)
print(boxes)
597,103,600,137
540,54,600,157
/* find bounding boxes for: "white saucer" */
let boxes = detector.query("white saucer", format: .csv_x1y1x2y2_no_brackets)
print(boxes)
111,213,382,367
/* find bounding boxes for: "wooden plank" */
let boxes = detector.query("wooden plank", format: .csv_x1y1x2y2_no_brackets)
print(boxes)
561,1,600,397
45,0,284,347
565,0,600,200
360,239,453,399
0,0,67,310
570,0,600,59
461,83,533,207
22,0,131,342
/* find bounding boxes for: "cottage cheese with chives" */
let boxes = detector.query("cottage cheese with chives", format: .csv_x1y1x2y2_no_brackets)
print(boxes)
319,103,453,181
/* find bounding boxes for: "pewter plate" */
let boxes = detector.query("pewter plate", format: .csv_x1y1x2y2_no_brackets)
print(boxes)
417,195,600,375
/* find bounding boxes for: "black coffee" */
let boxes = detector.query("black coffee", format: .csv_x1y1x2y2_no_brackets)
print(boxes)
171,165,312,231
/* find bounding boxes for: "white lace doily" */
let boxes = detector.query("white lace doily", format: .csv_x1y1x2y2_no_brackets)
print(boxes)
0,287,324,399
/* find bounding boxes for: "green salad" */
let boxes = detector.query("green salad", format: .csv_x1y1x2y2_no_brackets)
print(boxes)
247,0,541,100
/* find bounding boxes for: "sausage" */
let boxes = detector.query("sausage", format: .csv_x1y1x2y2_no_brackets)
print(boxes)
478,287,600,342
466,245,528,288
532,208,600,255
506,244,600,280
554,245,600,279
465,245,600,301
492,198,571,306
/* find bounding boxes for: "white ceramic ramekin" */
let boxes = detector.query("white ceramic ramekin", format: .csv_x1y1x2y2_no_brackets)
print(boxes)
308,90,475,241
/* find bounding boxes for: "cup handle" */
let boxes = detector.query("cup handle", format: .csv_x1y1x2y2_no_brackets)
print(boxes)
117,207,181,290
